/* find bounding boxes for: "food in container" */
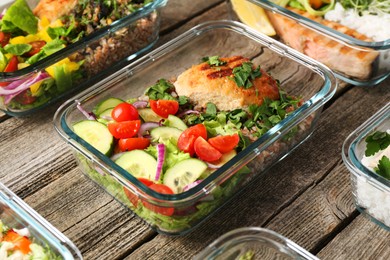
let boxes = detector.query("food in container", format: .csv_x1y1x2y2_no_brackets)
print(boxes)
194,227,318,260
228,0,390,86
342,103,390,230
0,181,82,259
0,0,166,116
54,20,336,235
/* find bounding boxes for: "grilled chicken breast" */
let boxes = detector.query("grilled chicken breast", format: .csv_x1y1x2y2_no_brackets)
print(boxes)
33,0,77,21
174,56,280,111
267,8,379,80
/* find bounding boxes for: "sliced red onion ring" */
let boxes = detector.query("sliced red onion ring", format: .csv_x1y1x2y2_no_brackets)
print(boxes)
138,122,159,137
110,152,125,161
155,143,165,181
177,110,200,118
75,100,96,120
132,100,148,109
183,180,203,192
99,114,112,121
206,162,221,169
1,72,50,104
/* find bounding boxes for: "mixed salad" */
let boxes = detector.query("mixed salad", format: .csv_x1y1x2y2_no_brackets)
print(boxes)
0,219,60,259
71,56,307,232
0,0,155,111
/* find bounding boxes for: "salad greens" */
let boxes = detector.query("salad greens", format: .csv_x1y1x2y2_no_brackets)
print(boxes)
365,130,390,179
1,0,37,34
231,62,262,89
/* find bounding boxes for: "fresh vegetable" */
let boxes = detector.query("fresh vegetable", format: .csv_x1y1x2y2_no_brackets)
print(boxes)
364,130,390,180
111,102,139,122
142,184,175,216
107,120,141,139
115,150,158,180
118,137,151,152
177,124,208,156
208,134,240,154
149,99,179,118
194,136,223,162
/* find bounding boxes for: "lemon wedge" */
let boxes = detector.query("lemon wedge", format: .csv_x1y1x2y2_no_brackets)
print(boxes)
231,0,276,36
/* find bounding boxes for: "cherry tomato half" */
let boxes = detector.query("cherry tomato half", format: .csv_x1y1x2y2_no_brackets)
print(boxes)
149,99,179,118
0,31,11,47
26,40,46,57
208,133,239,154
4,56,18,72
194,136,222,162
108,120,141,139
3,230,32,254
123,178,154,206
177,124,208,156
111,102,139,122
118,137,150,152
14,89,37,105
142,184,174,216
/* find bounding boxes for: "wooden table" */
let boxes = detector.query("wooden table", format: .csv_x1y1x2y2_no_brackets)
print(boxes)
1,0,389,259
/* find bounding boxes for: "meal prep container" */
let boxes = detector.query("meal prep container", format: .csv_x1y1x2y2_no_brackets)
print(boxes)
0,182,82,259
54,20,336,235
342,103,390,231
0,0,167,117
228,0,390,86
194,227,318,259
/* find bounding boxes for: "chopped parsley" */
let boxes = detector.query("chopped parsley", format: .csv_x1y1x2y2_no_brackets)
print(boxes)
145,78,188,105
375,155,390,180
364,130,390,157
201,56,227,67
231,62,262,89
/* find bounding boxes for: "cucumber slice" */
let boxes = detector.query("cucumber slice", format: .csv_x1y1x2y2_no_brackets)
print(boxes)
165,115,188,131
93,97,123,116
96,108,113,125
163,158,208,193
138,108,163,122
115,150,157,180
207,150,237,173
73,120,114,156
150,126,183,144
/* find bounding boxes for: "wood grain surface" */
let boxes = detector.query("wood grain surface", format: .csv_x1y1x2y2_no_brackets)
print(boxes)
0,0,389,260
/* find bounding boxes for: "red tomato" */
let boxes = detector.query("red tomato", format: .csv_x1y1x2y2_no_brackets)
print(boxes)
194,136,222,162
3,230,31,254
118,137,150,152
108,120,141,139
208,133,240,153
149,99,179,118
111,102,139,122
14,89,36,105
177,124,207,156
4,56,18,72
142,184,174,216
26,40,46,57
0,31,11,47
123,178,154,206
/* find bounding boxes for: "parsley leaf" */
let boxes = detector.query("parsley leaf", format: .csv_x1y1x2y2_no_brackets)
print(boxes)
144,79,176,101
202,56,226,67
231,62,262,89
365,131,390,156
375,155,390,180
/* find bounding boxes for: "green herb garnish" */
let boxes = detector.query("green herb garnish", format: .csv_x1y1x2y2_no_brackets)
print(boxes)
365,130,390,157
145,79,189,105
375,155,390,179
202,56,227,67
231,62,262,89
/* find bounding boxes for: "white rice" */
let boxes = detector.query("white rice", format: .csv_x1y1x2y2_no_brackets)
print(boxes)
325,3,390,41
356,130,390,227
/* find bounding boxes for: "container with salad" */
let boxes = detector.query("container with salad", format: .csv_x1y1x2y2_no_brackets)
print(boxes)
342,103,390,230
54,21,336,235
228,0,390,86
194,227,318,260
0,0,166,116
0,181,82,259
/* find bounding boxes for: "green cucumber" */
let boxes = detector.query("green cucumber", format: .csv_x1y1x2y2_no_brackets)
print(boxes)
93,97,123,116
115,150,157,180
96,108,113,125
73,120,114,156
138,108,163,122
164,115,188,131
150,126,183,144
163,158,208,193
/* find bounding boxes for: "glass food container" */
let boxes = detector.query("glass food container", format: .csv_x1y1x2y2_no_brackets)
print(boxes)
194,227,318,260
0,182,82,259
342,103,390,231
228,0,390,86
54,20,337,235
0,0,167,117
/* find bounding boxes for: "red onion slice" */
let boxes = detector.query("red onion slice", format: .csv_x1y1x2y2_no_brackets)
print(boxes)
183,180,203,192
75,100,96,120
177,110,200,118
132,100,148,109
138,122,159,137
155,143,165,181
206,162,221,169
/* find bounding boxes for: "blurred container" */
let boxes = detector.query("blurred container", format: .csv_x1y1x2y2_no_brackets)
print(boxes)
228,0,390,86
54,20,336,235
0,182,82,259
342,103,390,230
194,227,318,260
0,0,167,116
